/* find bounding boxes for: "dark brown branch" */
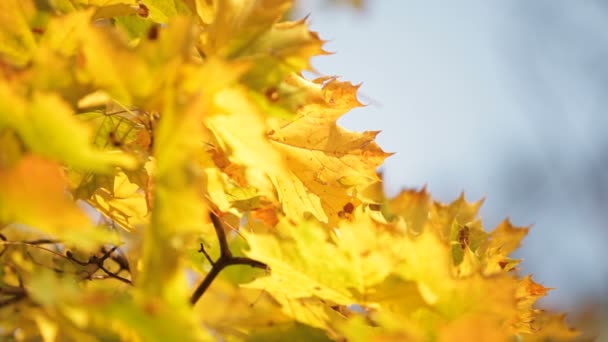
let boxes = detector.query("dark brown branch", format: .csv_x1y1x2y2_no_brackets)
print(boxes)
210,213,231,257
20,239,60,245
97,264,132,285
0,293,26,308
66,246,132,285
0,286,26,308
198,243,215,266
0,285,24,296
190,213,268,306
0,235,58,258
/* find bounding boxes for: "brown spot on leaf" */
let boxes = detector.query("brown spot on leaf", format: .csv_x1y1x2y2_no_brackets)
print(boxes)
147,25,159,40
343,202,354,214
137,3,150,17
458,225,470,250
369,203,381,211
265,87,279,102
108,131,122,147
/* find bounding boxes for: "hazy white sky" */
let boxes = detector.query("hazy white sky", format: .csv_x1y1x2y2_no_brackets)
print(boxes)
297,1,608,310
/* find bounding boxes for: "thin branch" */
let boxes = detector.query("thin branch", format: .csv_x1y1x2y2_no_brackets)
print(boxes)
198,243,215,266
190,262,223,305
91,246,132,285
66,251,89,266
66,246,132,285
0,286,25,296
226,257,268,269
190,213,269,306
97,264,132,285
209,213,231,257
0,234,39,258
0,286,26,308
0,293,26,308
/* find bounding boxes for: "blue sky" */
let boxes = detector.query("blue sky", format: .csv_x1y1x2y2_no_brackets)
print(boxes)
296,1,608,311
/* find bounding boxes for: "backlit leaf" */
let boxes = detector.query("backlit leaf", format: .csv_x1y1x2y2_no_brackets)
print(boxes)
269,75,391,224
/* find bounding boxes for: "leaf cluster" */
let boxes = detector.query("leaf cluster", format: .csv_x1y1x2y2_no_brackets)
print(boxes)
0,0,577,341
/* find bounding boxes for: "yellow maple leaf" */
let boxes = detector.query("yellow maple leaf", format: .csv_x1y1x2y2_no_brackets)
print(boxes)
196,0,325,90
0,155,101,248
0,82,136,173
269,75,391,224
88,172,148,231
0,0,36,66
206,86,288,181
244,189,575,340
139,55,247,304
478,219,529,275
196,0,292,58
387,186,432,233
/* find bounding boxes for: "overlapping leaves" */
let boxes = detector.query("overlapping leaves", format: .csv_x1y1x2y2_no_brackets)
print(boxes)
243,195,577,341
0,0,577,341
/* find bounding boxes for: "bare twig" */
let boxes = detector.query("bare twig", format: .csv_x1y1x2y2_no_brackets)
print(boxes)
198,243,215,266
0,293,26,308
190,213,269,306
66,246,132,285
0,286,27,308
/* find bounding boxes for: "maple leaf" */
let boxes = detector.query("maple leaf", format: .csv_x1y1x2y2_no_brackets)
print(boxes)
196,0,293,58
0,0,36,66
138,55,246,304
206,86,289,182
387,186,432,232
478,219,529,274
196,0,325,91
0,155,88,235
269,75,391,224
87,172,148,231
0,155,119,251
243,193,575,340
0,82,136,173
0,1,582,340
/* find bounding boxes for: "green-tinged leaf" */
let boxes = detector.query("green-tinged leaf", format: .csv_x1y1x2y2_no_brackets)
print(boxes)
0,84,136,172
90,3,138,20
144,0,179,22
243,220,358,305
139,58,244,302
429,193,483,240
94,292,214,341
0,1,579,340
88,172,148,231
26,270,212,341
196,0,292,57
240,18,326,88
115,13,154,39
0,0,36,66
246,322,331,342
207,87,289,180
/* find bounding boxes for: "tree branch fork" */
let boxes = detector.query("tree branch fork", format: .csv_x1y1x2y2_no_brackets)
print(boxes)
190,213,268,306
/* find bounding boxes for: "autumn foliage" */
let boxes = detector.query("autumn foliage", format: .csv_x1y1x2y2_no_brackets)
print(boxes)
0,1,578,341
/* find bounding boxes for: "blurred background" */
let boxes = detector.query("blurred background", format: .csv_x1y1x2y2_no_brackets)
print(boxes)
295,0,608,335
